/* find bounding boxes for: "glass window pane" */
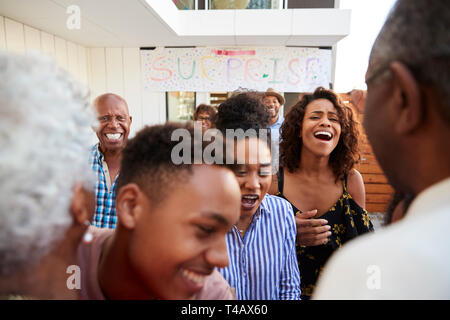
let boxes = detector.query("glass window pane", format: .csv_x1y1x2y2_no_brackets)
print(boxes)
209,92,229,108
287,0,334,9
173,0,195,10
247,0,273,9
207,0,335,9
167,91,196,122
209,0,250,9
209,0,280,9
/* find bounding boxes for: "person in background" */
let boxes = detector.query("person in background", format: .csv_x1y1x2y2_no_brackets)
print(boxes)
263,88,285,175
0,52,96,299
193,104,217,133
91,93,132,229
78,123,241,299
264,88,285,133
215,93,301,300
275,87,374,299
314,0,450,299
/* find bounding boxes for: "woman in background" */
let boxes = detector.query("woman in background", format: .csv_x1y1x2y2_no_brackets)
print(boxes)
193,104,217,132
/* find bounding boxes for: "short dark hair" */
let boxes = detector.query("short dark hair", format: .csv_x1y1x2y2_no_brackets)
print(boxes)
193,104,217,120
280,87,360,181
213,92,273,171
116,122,227,207
215,92,270,133
370,0,450,121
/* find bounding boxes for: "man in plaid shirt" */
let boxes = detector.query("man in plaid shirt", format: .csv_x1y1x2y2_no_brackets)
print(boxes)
90,93,132,228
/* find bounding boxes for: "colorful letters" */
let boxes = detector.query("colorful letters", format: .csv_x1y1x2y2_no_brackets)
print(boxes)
142,47,331,92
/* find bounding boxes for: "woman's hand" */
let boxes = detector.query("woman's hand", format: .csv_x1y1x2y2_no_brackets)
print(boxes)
295,209,331,246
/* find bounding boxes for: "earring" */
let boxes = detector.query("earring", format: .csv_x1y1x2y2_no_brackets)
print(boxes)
83,220,93,244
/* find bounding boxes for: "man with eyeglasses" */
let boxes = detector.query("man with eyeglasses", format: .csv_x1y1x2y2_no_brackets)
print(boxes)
314,0,450,299
90,93,132,229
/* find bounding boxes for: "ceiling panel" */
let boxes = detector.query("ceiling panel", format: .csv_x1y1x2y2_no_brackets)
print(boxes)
0,0,349,47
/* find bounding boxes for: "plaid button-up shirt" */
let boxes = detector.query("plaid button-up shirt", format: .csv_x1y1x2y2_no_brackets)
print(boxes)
90,144,118,229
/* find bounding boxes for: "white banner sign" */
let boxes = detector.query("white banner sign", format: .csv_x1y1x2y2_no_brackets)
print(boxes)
141,47,332,92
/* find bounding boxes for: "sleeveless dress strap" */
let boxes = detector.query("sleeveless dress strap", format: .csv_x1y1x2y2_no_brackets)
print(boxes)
277,166,285,195
343,173,348,193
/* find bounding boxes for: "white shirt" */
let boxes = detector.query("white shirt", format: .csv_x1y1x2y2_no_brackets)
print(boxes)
313,177,450,300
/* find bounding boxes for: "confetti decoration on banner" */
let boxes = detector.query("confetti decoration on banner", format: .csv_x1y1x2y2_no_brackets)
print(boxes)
141,47,331,92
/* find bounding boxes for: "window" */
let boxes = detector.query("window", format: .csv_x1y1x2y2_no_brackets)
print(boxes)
173,0,195,10
287,0,334,9
173,0,335,10
166,91,196,121
209,0,281,9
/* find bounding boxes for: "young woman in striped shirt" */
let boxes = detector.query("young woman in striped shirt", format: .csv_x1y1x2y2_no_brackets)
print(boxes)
215,92,301,300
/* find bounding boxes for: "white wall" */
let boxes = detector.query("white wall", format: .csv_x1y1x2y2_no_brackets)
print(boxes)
87,47,166,137
0,16,89,86
0,15,165,138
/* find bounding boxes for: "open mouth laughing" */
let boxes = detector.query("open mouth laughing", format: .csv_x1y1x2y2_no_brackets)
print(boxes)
105,133,123,142
241,194,260,210
267,108,277,117
180,268,210,292
314,130,333,141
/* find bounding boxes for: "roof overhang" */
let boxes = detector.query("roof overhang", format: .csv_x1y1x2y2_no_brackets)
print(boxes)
0,0,350,48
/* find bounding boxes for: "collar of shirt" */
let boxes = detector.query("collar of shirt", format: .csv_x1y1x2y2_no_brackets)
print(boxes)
258,197,270,216
93,143,116,192
404,176,450,221
232,204,265,238
269,115,284,130
247,204,265,224
92,143,104,162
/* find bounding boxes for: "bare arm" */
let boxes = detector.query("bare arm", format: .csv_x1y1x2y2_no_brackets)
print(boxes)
347,169,366,209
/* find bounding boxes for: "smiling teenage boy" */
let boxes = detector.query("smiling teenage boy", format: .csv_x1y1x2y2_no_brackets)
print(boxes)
78,123,241,299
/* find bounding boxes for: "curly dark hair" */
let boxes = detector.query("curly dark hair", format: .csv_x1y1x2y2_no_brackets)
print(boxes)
215,92,270,133
193,104,217,120
213,92,273,170
116,122,228,207
280,87,360,181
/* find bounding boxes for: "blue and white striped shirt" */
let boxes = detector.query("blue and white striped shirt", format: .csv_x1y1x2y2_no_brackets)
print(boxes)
89,144,118,229
219,194,301,300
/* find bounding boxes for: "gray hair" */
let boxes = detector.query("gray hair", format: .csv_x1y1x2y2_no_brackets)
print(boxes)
0,52,96,275
369,0,450,120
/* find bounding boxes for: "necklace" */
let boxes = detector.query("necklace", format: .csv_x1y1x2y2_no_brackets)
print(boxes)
237,223,250,235
236,216,254,236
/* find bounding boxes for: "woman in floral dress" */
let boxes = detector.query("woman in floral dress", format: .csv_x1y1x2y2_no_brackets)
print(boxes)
274,87,374,299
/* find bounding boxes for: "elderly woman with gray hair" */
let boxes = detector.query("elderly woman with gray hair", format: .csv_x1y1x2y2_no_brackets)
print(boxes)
0,52,96,299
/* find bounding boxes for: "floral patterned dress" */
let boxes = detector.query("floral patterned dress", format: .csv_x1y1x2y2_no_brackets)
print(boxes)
276,167,374,300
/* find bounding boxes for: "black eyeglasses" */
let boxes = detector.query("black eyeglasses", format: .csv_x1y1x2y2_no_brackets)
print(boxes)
197,116,211,121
